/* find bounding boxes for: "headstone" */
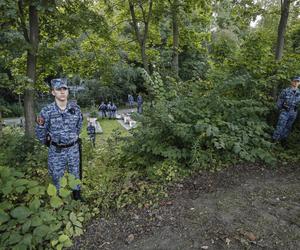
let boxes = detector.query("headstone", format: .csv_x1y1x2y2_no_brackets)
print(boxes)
87,118,103,133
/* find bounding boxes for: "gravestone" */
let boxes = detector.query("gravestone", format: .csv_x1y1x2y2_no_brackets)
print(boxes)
87,118,103,133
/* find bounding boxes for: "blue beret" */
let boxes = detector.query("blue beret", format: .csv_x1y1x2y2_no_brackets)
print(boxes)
292,76,300,81
51,78,68,89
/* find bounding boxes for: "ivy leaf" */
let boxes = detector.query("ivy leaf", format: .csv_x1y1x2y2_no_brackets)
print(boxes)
29,198,41,211
15,179,29,187
50,222,62,232
31,215,43,227
21,219,31,233
0,210,10,224
68,175,81,189
21,233,33,246
74,226,83,236
233,143,242,154
60,177,67,188
59,188,71,198
28,186,40,195
0,201,13,210
33,225,50,238
58,234,69,243
10,206,32,220
50,196,63,208
69,212,77,223
47,184,57,196
8,232,22,245
51,239,58,247
40,211,55,222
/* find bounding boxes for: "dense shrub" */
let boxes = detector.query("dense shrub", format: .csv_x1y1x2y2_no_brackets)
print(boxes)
82,132,166,211
0,167,95,249
123,74,276,170
0,127,48,169
0,101,23,118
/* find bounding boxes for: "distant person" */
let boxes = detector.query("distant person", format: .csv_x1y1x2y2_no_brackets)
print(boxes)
273,76,300,146
137,94,143,114
107,101,112,119
111,103,117,119
87,121,96,147
128,94,134,108
98,101,107,118
35,78,83,201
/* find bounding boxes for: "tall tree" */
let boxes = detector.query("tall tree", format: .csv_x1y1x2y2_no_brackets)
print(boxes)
275,0,291,60
128,0,153,73
170,0,179,76
18,0,39,137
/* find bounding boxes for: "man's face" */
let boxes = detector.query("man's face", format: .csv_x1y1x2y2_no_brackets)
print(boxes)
291,80,300,88
52,87,69,101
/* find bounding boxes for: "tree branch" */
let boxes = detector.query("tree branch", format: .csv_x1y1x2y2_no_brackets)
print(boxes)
128,0,142,45
17,0,30,43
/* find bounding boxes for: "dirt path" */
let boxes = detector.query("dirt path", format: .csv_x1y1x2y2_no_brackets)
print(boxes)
72,164,300,249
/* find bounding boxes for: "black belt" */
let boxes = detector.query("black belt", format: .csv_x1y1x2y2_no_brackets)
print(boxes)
283,106,297,112
51,140,79,148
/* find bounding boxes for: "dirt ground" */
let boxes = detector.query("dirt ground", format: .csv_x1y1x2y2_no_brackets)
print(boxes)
72,164,300,250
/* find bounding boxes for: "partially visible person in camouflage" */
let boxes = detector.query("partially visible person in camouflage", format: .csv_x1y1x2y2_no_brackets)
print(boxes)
128,94,134,108
111,102,117,119
107,101,112,119
35,78,83,201
87,121,96,147
273,76,300,145
98,101,107,118
137,94,143,114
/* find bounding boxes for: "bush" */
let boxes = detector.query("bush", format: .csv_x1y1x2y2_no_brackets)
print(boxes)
123,74,276,171
0,167,95,249
82,132,166,211
0,127,48,169
0,101,23,118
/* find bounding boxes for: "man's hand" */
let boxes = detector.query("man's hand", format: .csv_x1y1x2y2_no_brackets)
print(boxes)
282,102,289,110
36,116,45,126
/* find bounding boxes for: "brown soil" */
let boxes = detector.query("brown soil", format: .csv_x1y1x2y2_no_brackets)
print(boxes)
72,164,300,249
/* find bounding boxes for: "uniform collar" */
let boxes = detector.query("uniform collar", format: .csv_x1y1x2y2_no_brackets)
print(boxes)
54,101,71,113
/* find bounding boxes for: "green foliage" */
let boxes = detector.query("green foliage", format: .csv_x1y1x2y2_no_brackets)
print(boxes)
0,167,94,249
210,29,239,64
124,74,276,170
82,131,166,211
0,99,23,118
147,160,189,183
0,127,48,169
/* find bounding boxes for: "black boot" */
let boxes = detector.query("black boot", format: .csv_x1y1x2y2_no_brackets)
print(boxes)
280,138,288,149
72,190,84,202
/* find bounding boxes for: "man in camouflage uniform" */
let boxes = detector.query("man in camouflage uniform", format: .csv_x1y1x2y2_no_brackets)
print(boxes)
87,121,96,147
111,102,117,119
98,101,107,118
107,101,112,119
128,94,134,108
273,76,300,144
137,94,143,114
35,78,83,200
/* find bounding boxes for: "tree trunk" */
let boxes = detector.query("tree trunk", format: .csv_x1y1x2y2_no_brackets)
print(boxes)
171,0,179,77
0,111,2,136
141,41,150,74
128,0,152,74
275,0,290,60
24,4,39,137
273,0,290,100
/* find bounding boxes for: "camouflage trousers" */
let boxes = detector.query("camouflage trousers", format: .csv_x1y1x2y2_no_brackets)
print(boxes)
48,143,80,190
273,110,297,141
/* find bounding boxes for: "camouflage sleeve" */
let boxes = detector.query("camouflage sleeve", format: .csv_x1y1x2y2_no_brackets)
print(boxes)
276,89,286,109
76,107,83,135
35,108,49,144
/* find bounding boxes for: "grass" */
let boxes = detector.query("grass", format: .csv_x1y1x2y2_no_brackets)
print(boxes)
81,117,129,144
